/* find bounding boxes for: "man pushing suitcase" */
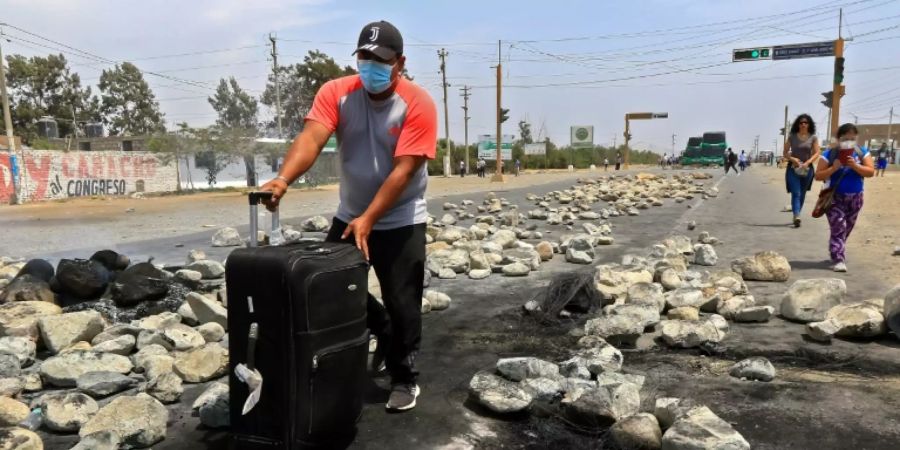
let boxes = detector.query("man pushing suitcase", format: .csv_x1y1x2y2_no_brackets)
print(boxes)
260,20,437,412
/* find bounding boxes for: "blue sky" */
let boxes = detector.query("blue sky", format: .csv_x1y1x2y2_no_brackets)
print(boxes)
2,0,898,153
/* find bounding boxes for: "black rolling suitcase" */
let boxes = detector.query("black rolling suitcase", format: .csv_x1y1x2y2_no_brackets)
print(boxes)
227,192,369,449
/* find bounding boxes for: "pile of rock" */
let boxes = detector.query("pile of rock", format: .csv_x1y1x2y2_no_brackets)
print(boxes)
0,250,231,448
424,175,718,281
790,281,900,342
468,343,751,448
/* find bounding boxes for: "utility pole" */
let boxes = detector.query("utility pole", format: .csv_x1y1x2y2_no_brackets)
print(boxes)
438,48,451,177
492,40,504,182
671,133,676,156
888,106,894,152
0,26,20,204
460,85,471,173
830,9,845,138
783,105,789,150
269,33,283,139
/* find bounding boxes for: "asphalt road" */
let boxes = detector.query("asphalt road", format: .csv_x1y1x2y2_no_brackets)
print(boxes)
29,167,900,449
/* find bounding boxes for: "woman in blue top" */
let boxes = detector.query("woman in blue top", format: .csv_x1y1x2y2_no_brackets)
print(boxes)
814,123,876,272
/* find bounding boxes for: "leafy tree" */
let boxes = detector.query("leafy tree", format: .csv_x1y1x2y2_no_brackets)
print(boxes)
145,122,201,191
208,77,260,186
518,120,533,144
261,50,356,137
98,62,165,135
192,127,235,188
2,53,99,142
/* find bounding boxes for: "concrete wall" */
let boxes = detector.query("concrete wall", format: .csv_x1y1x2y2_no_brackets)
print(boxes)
0,150,177,203
44,136,148,152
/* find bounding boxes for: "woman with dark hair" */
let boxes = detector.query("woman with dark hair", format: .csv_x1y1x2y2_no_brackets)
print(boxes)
815,123,875,272
783,114,821,227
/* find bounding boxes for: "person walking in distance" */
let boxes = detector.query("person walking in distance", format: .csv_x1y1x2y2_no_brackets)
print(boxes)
458,159,465,178
815,123,875,272
260,20,436,411
725,148,739,174
604,157,609,171
784,114,821,228
615,153,622,171
514,159,521,177
876,143,889,177
739,150,747,171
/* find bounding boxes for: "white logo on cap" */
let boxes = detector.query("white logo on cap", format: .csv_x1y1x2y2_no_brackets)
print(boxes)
369,27,380,41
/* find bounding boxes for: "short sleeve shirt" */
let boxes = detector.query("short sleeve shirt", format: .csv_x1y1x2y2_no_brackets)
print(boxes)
789,134,817,162
305,76,437,230
822,147,869,194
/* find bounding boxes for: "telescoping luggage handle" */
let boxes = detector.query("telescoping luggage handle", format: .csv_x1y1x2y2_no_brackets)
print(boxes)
247,191,283,247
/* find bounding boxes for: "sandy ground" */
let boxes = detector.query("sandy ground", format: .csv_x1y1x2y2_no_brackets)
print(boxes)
757,165,900,287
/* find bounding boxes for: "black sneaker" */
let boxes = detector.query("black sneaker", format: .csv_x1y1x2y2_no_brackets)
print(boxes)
793,217,801,228
386,383,420,411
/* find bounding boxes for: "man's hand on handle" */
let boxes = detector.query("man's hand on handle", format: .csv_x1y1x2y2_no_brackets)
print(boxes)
259,178,289,212
341,214,374,261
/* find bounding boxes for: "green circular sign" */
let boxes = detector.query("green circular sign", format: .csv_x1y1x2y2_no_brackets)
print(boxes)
575,128,589,140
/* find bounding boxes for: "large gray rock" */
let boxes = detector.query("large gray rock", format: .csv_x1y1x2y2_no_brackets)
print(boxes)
40,350,133,387
716,295,756,320
142,371,183,403
423,291,451,311
197,322,226,343
563,382,641,429
565,248,594,264
184,260,226,280
603,304,661,329
627,282,666,312
0,274,55,303
521,377,563,402
211,227,242,247
662,406,750,450
90,324,142,346
192,381,229,410
132,311,182,331
199,385,230,428
186,292,227,330
692,244,718,266
729,357,776,382
825,303,886,337
0,395,29,427
806,318,842,342
566,342,624,375
37,310,105,354
301,216,330,232
77,371,140,397
884,284,900,337
173,343,229,383
71,431,121,450
39,391,99,432
502,249,542,271
496,357,559,381
92,334,136,356
162,323,206,351
731,251,791,282
610,413,663,450
79,393,169,449
502,262,531,277
584,315,645,346
781,278,847,323
665,288,712,311
660,320,725,348
490,229,518,249
654,397,691,430
0,336,36,367
429,249,470,273
468,371,533,414
734,305,775,323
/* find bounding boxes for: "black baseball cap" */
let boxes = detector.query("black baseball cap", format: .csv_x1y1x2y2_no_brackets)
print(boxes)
353,21,403,61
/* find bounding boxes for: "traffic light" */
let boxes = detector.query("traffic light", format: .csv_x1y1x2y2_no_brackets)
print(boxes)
822,91,833,108
834,57,845,84
780,127,786,136
500,108,510,123
623,131,632,140
733,47,772,62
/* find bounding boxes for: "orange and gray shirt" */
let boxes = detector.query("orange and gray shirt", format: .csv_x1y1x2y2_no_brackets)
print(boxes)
306,75,437,230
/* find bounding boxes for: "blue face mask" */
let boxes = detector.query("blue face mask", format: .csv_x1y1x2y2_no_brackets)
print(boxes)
357,60,395,94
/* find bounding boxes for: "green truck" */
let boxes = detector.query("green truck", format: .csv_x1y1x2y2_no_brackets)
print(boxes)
682,132,728,166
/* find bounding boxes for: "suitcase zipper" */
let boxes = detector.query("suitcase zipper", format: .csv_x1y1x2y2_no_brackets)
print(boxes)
311,331,370,371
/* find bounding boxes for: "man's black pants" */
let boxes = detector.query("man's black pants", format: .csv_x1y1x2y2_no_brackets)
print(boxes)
326,218,425,385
